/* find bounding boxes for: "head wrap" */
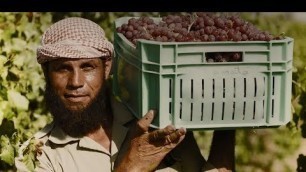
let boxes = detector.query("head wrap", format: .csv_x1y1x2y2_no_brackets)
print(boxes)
37,17,113,64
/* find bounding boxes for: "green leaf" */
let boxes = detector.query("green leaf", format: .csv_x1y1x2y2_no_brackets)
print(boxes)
0,55,9,80
0,135,15,165
11,38,27,52
39,13,52,31
12,53,26,67
22,150,35,171
0,101,10,116
0,55,7,66
292,95,302,116
21,138,43,171
0,110,3,125
7,90,29,110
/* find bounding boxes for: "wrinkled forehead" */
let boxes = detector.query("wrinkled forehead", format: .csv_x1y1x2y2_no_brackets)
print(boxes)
45,57,108,69
51,57,104,65
42,58,106,74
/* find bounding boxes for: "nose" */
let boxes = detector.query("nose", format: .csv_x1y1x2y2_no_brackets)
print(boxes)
67,69,84,89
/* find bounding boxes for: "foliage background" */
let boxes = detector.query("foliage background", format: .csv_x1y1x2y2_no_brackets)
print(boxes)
0,12,305,172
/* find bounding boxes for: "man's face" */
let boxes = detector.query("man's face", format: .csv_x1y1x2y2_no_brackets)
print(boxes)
44,58,112,137
47,58,105,112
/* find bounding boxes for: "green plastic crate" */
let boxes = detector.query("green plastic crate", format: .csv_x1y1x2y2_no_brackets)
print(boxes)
112,17,294,130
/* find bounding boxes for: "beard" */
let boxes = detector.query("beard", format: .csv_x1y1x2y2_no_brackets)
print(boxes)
44,82,112,138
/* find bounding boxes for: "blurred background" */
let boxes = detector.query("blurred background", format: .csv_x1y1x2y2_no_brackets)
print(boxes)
0,12,305,172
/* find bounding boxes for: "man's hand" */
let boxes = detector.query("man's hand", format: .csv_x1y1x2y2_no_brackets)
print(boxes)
115,110,187,172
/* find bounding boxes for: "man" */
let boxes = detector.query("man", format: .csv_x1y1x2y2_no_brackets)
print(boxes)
15,17,235,172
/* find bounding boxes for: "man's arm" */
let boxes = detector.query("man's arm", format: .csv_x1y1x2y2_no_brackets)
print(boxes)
207,130,236,172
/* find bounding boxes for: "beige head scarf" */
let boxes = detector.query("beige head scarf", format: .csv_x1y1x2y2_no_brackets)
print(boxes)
37,17,113,64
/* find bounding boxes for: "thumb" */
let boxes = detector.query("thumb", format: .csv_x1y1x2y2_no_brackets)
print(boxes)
135,109,156,135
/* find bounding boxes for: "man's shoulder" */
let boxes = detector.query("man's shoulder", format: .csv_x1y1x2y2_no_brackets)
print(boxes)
18,122,54,157
15,123,55,172
17,122,54,160
33,122,55,140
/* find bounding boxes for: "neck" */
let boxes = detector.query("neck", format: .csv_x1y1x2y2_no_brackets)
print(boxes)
86,114,113,151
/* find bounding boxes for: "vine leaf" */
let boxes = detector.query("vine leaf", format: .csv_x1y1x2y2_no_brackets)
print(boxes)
0,135,15,165
22,138,43,171
7,90,29,110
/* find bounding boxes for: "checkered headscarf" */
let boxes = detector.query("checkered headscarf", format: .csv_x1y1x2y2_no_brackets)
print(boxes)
37,17,113,64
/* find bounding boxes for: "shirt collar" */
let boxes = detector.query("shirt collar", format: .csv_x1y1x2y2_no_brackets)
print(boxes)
48,125,80,144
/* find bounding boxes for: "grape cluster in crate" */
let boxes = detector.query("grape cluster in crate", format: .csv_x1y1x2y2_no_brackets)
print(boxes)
116,12,284,62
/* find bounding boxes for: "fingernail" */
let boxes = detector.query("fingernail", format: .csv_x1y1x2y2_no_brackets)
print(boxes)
144,110,155,120
177,127,186,135
150,109,157,115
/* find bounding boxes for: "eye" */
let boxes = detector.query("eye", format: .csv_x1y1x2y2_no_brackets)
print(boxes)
54,65,70,73
81,63,95,71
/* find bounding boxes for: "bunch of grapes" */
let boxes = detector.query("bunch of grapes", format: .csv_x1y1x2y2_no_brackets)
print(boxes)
116,12,284,62
206,52,243,62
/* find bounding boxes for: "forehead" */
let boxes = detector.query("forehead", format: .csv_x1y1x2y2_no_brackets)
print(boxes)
48,58,103,66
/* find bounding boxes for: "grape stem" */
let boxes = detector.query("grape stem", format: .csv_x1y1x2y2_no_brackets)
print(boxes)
187,12,198,33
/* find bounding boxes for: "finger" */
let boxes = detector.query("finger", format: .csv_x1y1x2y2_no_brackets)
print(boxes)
163,125,177,135
164,127,186,145
136,109,156,134
149,125,176,142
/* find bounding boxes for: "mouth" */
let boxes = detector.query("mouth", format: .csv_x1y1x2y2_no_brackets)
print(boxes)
64,94,89,103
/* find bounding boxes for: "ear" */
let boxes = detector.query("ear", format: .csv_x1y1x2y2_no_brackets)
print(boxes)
104,59,112,80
